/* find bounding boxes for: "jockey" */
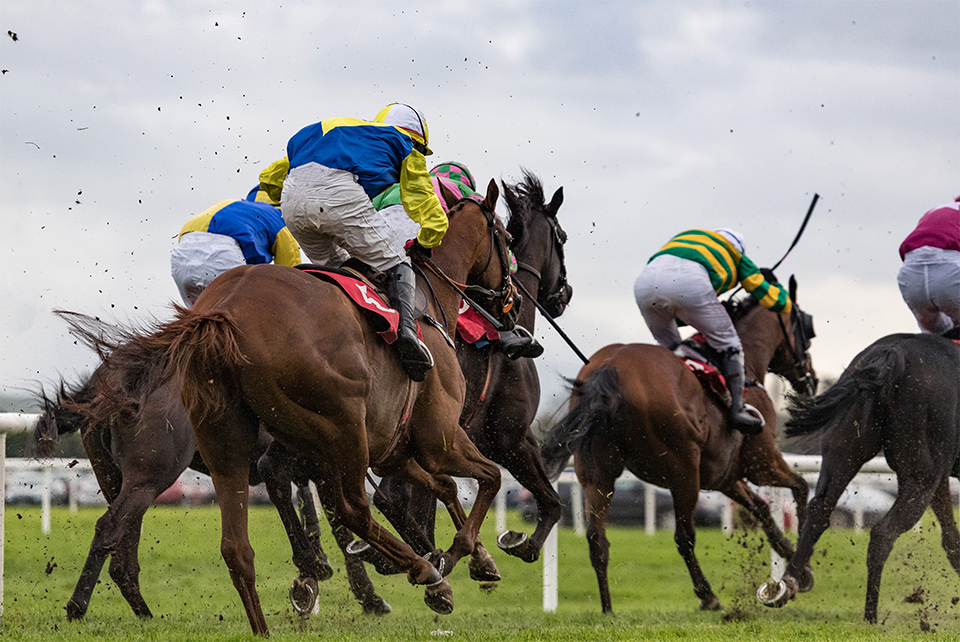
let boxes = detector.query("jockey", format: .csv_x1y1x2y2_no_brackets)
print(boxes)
280,103,447,382
634,228,792,435
171,196,302,308
373,160,544,360
897,197,960,337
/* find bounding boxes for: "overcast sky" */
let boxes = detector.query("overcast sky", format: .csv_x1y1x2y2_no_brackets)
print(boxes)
2,1,958,414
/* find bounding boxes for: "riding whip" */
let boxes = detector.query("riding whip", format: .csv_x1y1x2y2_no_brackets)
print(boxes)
770,192,819,272
514,278,590,364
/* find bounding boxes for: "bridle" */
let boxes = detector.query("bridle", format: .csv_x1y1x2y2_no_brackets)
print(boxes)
515,212,570,316
417,197,517,331
775,303,816,392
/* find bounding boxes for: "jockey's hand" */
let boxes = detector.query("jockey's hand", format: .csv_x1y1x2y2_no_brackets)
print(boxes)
404,238,432,259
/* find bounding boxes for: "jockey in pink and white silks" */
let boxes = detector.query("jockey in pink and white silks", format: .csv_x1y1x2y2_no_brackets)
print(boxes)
897,197,960,337
280,103,447,382
634,228,792,435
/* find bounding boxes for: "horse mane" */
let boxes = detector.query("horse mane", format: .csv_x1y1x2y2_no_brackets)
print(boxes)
786,343,906,437
502,168,547,250
540,367,621,482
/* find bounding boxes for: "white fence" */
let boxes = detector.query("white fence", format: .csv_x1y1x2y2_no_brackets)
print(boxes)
3,413,958,616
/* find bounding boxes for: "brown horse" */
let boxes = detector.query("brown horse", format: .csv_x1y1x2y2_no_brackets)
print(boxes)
368,170,571,567
87,181,512,635
541,275,818,613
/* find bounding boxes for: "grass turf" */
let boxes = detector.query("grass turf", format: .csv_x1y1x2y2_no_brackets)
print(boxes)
2,503,958,640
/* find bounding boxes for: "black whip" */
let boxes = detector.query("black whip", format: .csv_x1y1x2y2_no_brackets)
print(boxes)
514,278,590,364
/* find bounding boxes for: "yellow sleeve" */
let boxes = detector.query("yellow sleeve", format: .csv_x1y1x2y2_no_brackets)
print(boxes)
271,227,303,267
399,150,448,249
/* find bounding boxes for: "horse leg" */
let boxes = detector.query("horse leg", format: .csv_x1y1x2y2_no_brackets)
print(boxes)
104,486,162,619
929,479,960,581
257,443,333,615
580,469,616,613
321,504,393,616
494,431,563,564
396,459,500,584
863,477,941,623
372,475,438,557
194,407,268,636
723,480,813,592
670,483,721,611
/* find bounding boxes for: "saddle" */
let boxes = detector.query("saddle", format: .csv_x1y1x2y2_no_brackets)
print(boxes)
296,260,401,344
673,336,731,407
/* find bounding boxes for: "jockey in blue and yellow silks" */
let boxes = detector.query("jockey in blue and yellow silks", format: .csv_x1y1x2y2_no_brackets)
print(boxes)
171,198,302,308
280,103,446,382
634,228,791,435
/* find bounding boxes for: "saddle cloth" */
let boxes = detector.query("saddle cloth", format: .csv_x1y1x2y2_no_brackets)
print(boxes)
297,264,399,344
457,303,500,345
675,336,731,407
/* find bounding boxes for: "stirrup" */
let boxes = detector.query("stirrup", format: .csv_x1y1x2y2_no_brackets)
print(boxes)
499,326,544,360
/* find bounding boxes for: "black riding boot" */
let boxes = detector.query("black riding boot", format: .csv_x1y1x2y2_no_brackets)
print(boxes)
718,349,763,435
386,263,433,382
498,326,544,359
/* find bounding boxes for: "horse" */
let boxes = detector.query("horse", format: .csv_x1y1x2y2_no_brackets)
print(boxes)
541,275,818,613
84,180,515,635
758,332,960,623
28,312,391,621
367,170,572,567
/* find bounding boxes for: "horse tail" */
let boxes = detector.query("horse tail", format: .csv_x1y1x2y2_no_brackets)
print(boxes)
73,307,248,431
162,309,249,426
541,367,622,481
26,377,95,459
786,343,907,438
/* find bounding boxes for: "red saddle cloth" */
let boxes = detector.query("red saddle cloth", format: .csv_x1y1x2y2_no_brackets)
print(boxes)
676,336,731,406
457,303,500,344
299,267,399,344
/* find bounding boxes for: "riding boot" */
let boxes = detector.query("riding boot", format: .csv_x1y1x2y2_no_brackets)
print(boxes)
386,263,433,382
498,326,544,359
718,349,763,435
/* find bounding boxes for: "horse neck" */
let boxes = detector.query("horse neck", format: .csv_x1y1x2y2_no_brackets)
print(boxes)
736,309,783,382
513,267,539,330
510,214,555,332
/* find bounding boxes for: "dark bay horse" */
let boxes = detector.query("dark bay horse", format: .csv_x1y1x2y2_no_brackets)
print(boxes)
369,170,572,567
758,332,960,623
86,181,513,635
29,313,390,621
541,276,818,613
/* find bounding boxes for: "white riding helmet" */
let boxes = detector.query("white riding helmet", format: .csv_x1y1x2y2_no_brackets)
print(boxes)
373,103,433,155
715,228,746,255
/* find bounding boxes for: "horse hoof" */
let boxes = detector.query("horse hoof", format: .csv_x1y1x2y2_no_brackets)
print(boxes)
362,598,392,616
424,578,454,615
497,530,539,563
797,565,814,593
757,576,796,608
468,553,502,583
346,539,402,575
408,564,443,586
699,594,722,611
289,576,318,615
317,558,334,582
65,600,86,622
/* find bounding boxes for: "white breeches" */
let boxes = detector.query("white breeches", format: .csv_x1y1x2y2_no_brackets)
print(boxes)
897,246,960,335
634,254,742,352
170,231,245,308
281,162,409,271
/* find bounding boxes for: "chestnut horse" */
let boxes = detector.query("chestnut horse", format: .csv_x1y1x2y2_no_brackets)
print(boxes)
368,170,572,566
758,332,960,623
542,275,818,613
87,181,512,635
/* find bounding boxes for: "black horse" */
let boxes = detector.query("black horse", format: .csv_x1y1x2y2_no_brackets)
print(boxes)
358,170,572,567
29,311,390,621
758,332,960,623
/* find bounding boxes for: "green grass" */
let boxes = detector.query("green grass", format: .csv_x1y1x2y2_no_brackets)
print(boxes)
2,504,958,641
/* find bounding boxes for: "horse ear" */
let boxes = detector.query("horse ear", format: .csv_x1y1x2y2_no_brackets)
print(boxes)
483,178,499,212
789,275,798,304
547,186,563,215
437,180,459,210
